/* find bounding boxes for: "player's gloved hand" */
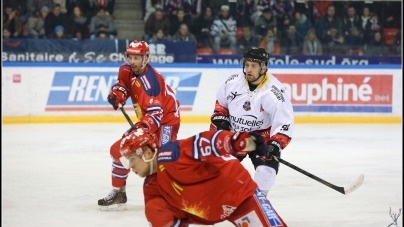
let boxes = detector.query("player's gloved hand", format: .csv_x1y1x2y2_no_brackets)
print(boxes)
248,132,266,156
210,114,231,131
107,84,129,110
265,140,282,160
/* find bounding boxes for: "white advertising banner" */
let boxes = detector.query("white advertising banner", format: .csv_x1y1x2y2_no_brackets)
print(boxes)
2,63,402,123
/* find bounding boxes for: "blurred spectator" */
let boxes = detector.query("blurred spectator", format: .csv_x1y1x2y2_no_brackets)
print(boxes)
45,4,69,38
391,31,401,56
364,13,382,44
254,8,276,40
89,7,116,40
210,5,237,52
360,6,371,30
342,5,362,38
149,28,171,42
236,26,260,54
294,11,312,41
24,8,47,39
344,27,364,54
372,1,401,29
365,31,389,56
94,0,116,16
280,24,302,55
295,0,313,24
166,0,193,16
250,0,270,24
4,0,28,24
172,23,196,41
26,0,53,20
276,14,293,39
54,25,68,39
53,0,67,14
302,29,322,55
312,1,333,22
193,6,215,49
169,8,192,36
96,30,109,39
143,9,171,41
73,31,83,40
209,0,229,17
235,0,256,27
143,0,163,21
315,5,342,44
270,0,295,23
259,28,280,55
69,6,90,39
67,0,98,20
333,0,350,20
3,5,22,38
323,26,346,55
3,28,12,39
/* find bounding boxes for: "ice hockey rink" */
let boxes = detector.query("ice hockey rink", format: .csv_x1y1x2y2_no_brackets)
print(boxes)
2,123,403,227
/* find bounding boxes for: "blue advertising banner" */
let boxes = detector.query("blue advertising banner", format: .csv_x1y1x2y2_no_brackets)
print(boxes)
2,39,196,63
45,71,201,112
197,54,402,65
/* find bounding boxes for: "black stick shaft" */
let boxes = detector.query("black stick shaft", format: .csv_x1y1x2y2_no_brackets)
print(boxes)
118,104,134,128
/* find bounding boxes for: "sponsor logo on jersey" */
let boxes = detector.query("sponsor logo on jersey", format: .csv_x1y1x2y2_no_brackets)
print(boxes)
281,124,290,131
158,151,172,157
230,115,264,127
276,73,393,112
227,91,241,101
45,71,201,111
260,104,264,112
234,211,263,227
220,205,237,219
161,125,172,145
243,100,251,111
225,74,238,84
271,85,285,102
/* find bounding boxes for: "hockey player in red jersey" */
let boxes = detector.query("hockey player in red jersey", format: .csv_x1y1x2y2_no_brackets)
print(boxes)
98,40,181,209
210,47,294,196
120,128,288,227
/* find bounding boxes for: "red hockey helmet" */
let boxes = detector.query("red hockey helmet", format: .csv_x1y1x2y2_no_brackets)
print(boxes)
126,40,150,56
120,128,158,158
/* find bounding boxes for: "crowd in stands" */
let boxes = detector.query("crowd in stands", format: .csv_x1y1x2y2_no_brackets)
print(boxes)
3,0,117,40
140,0,401,56
3,0,401,56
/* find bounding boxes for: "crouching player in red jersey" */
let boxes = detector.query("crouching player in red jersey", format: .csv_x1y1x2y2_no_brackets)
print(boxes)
97,40,181,210
120,128,287,227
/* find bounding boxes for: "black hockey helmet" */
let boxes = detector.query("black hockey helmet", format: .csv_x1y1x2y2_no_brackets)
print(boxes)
241,47,269,67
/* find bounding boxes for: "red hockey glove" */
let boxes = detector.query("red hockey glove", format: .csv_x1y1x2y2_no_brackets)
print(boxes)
108,84,129,110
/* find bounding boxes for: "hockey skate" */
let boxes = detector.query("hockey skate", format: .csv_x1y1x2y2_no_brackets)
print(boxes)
98,187,127,211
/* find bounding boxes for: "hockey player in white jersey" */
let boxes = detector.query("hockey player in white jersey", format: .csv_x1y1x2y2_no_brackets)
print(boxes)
209,47,294,196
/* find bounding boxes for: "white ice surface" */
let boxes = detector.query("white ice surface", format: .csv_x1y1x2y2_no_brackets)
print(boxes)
2,123,403,227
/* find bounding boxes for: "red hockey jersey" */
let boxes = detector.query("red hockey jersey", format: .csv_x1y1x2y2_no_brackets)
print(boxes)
144,130,258,222
115,62,180,133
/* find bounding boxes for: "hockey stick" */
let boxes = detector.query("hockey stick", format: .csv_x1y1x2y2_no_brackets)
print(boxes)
118,103,135,128
273,156,364,195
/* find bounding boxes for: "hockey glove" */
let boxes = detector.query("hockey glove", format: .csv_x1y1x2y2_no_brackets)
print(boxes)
248,132,266,156
108,84,129,110
265,140,282,159
210,115,231,131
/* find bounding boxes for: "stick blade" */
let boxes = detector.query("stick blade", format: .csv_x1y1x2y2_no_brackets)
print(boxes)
343,174,364,194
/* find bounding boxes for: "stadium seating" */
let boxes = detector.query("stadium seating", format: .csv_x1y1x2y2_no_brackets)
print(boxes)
196,48,213,55
218,48,235,55
383,28,399,45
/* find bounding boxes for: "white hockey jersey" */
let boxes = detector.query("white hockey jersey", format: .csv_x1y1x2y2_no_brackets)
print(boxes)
215,72,294,148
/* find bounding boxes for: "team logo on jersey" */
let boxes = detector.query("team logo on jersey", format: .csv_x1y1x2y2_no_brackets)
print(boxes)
227,91,241,101
243,100,251,111
260,104,264,112
220,205,237,219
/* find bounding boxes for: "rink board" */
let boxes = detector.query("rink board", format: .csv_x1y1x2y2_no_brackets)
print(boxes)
2,63,402,124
